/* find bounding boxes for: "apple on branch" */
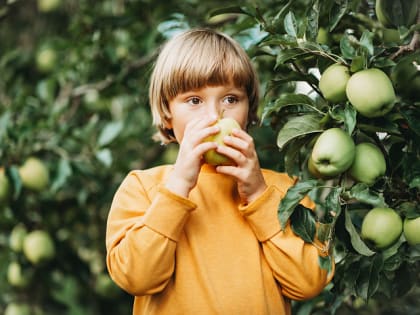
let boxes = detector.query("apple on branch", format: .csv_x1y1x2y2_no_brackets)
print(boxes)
310,128,355,177
361,207,403,250
346,68,396,118
403,217,420,246
348,142,386,185
319,63,350,103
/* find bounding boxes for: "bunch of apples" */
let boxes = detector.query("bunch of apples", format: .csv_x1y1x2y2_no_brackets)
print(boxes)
312,54,419,250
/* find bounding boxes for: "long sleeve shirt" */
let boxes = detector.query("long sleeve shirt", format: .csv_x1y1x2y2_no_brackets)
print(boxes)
106,164,333,315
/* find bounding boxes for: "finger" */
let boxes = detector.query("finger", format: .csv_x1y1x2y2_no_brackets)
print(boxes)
215,144,247,166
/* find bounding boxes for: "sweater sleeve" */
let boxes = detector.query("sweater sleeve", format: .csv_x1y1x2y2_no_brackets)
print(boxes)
239,185,334,301
105,171,196,296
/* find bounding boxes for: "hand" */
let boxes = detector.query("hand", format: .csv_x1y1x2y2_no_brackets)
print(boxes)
215,128,267,204
165,116,219,198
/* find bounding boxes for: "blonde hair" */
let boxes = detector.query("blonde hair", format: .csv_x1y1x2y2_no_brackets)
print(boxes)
149,28,260,144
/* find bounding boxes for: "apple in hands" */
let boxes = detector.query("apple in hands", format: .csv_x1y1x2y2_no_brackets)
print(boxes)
310,128,355,177
203,117,241,166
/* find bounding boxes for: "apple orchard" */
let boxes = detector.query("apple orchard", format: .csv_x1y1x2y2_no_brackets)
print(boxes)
0,1,419,315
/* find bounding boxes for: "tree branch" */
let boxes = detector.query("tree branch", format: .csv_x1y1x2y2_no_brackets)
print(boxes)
390,11,420,60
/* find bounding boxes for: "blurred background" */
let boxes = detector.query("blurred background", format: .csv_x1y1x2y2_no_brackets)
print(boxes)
1,0,419,314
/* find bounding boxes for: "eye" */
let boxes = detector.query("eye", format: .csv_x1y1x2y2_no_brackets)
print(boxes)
223,95,239,104
187,97,202,105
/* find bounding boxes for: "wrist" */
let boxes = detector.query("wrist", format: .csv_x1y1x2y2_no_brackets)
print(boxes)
165,173,192,198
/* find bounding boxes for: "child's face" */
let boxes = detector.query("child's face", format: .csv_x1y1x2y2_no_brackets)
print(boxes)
166,84,249,143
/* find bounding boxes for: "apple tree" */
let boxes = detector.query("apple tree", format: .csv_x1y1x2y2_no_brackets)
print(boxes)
0,0,236,314
1,0,419,314
212,0,419,313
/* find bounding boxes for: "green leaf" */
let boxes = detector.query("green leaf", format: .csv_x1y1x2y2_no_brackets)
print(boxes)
276,114,323,150
400,108,420,137
6,166,22,200
350,56,365,72
377,0,419,27
51,158,73,192
348,183,387,208
319,255,333,272
329,103,357,134
329,0,349,31
355,254,383,301
290,204,317,243
325,187,343,217
317,222,333,243
305,0,320,41
97,121,123,147
340,35,356,59
96,148,113,167
209,6,252,17
0,110,11,141
284,11,298,37
278,179,319,229
359,30,374,56
344,209,376,256
261,93,320,123
275,48,310,66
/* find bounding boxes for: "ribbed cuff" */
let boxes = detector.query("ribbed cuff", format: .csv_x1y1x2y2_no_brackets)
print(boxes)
239,186,281,242
143,186,197,241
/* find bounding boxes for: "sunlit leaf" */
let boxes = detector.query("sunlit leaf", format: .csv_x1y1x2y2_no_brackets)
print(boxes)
347,184,387,208
97,121,123,147
51,158,72,192
284,11,298,38
276,114,323,150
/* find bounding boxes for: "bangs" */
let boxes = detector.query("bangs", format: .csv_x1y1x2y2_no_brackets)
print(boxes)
159,31,255,101
149,29,260,143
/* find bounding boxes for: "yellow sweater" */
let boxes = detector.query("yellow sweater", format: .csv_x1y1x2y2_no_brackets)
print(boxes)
106,164,333,315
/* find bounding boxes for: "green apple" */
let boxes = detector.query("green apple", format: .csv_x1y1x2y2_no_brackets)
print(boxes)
375,0,394,28
375,0,418,28
9,224,28,252
7,261,31,288
346,68,396,118
37,0,61,12
23,230,55,265
203,117,241,166
361,207,403,249
307,156,333,179
311,128,355,177
4,303,31,315
36,47,57,73
391,52,420,100
348,143,386,185
18,157,49,192
319,64,351,103
403,217,420,246
316,27,331,45
0,167,10,203
382,28,401,44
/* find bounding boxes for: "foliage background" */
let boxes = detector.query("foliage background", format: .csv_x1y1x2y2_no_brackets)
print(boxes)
0,0,418,314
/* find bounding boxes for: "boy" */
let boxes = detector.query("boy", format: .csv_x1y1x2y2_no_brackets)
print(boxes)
106,28,333,315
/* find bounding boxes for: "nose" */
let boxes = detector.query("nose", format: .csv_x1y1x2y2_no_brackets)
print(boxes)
206,99,222,118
